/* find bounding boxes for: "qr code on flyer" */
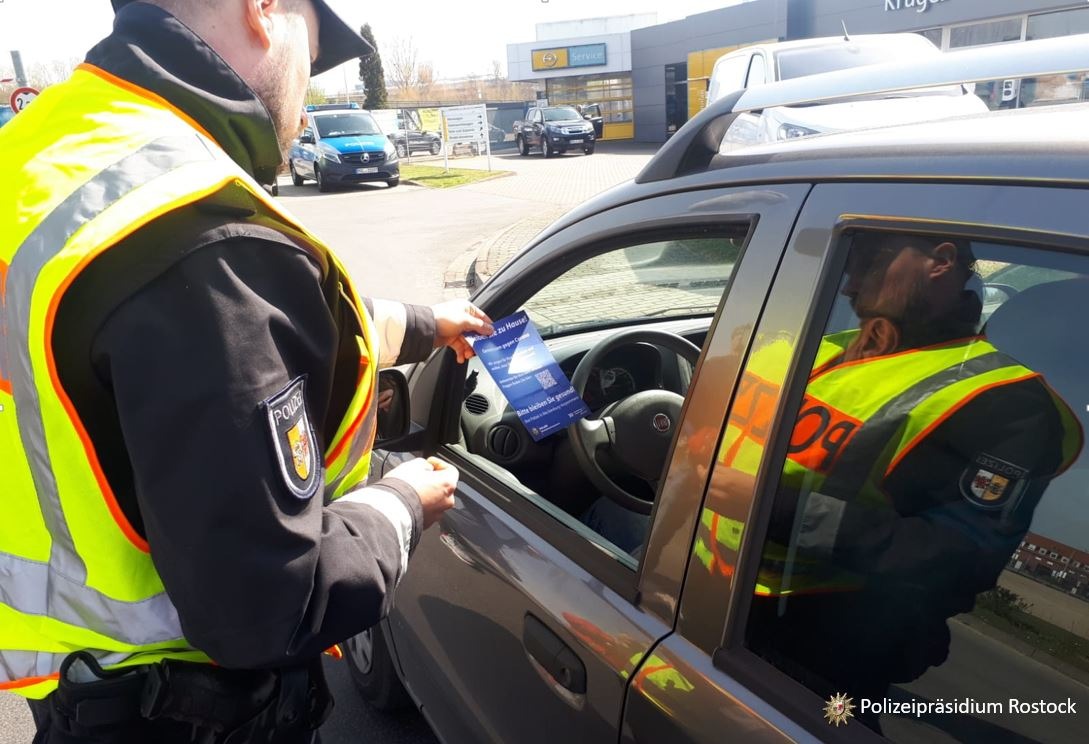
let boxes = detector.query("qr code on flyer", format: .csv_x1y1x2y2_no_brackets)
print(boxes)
535,369,558,390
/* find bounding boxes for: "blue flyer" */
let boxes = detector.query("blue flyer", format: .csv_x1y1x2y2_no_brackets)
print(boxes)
465,311,590,441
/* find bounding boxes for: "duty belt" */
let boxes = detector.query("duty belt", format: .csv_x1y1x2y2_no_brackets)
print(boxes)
46,652,332,744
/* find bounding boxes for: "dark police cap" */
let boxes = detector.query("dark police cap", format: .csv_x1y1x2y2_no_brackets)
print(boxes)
111,0,373,76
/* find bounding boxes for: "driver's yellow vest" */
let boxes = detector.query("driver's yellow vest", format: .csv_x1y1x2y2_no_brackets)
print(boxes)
694,331,1082,594
0,64,379,698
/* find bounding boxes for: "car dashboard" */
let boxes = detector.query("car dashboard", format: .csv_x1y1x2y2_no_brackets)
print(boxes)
459,318,710,470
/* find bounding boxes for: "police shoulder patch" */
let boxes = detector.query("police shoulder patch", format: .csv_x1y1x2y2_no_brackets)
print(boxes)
263,376,320,500
959,452,1029,510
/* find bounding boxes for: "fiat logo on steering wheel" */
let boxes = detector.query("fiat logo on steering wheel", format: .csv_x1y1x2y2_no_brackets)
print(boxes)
652,413,671,433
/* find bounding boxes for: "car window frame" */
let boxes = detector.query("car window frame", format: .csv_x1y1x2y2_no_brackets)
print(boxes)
710,52,752,102
682,180,1089,743
432,183,812,621
746,52,768,87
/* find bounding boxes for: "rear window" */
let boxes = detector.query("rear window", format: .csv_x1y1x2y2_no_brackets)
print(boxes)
776,37,938,81
736,230,1089,740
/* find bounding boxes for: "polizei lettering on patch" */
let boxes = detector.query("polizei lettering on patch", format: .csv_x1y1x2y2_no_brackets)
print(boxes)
263,376,320,499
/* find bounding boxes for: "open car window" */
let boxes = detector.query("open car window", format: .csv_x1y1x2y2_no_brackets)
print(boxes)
452,225,751,573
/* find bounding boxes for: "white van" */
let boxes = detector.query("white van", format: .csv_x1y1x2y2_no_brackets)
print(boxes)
708,34,988,146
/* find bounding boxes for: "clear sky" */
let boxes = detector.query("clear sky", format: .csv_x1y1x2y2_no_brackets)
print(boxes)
0,0,742,90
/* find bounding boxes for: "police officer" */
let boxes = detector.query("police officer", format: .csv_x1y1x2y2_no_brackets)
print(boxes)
1,1,492,742
731,232,1081,728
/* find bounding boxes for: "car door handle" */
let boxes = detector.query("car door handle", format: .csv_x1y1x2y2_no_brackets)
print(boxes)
523,614,586,694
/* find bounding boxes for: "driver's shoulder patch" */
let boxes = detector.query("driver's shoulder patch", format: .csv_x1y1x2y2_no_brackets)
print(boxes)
262,376,320,500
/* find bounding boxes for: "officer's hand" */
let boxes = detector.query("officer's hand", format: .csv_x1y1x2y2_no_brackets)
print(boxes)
432,300,494,363
385,457,458,529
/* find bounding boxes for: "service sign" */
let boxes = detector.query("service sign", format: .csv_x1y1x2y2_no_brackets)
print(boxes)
465,312,590,442
531,43,607,71
441,104,487,145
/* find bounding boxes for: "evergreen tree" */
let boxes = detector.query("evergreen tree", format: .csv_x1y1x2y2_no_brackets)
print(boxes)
358,24,388,110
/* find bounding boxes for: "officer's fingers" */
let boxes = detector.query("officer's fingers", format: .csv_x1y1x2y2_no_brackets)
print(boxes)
427,460,459,491
386,457,433,480
450,337,475,363
465,304,494,334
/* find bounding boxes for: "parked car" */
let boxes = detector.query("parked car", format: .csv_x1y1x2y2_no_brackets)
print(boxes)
708,34,987,147
288,104,399,191
389,128,442,157
0,105,15,128
347,35,1089,744
514,105,596,157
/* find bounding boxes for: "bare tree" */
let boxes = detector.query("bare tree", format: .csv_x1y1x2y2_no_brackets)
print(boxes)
416,62,436,101
27,56,81,87
385,36,418,95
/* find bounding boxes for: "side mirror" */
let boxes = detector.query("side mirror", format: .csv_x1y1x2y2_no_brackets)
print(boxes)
583,113,592,120
374,368,412,449
300,133,315,145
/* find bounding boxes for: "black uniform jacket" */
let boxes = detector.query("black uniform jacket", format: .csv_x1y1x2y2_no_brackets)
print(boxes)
53,4,435,669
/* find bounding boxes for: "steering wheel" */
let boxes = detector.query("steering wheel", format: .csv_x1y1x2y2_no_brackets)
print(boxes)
568,329,701,515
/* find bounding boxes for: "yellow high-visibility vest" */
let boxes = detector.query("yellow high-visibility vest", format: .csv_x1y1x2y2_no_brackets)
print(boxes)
694,330,1081,594
0,64,379,698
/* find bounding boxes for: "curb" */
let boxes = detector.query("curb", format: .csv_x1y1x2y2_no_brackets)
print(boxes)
467,208,569,290
952,614,1089,689
401,168,516,190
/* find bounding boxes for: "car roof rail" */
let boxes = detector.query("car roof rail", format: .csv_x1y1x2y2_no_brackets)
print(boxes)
636,33,1089,184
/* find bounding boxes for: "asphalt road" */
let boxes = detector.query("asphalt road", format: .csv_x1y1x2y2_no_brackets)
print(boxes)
884,619,1089,744
0,145,654,744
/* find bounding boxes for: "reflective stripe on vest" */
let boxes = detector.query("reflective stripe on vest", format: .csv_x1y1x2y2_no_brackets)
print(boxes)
1,65,377,697
696,331,1080,594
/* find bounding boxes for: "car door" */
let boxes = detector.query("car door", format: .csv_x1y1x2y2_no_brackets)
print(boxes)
296,125,317,178
621,181,1089,744
380,183,810,743
529,108,544,145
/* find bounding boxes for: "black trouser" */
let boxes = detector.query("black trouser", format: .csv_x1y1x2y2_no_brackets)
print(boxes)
28,653,330,744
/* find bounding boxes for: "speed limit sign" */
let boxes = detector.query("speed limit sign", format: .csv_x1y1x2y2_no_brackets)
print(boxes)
10,86,39,113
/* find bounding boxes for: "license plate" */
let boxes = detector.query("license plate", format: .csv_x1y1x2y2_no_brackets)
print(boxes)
356,167,378,174
570,138,584,144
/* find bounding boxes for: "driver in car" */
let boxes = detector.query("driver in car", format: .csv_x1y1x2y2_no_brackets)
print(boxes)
697,232,1082,729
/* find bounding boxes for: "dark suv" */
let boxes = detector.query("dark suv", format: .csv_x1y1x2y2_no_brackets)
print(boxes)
352,35,1089,744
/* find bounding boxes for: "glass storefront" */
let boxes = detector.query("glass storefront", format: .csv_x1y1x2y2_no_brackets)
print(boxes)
915,6,1089,111
949,17,1024,48
1027,6,1089,39
546,72,633,139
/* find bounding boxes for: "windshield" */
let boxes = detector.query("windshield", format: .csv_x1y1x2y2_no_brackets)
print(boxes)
543,107,582,122
0,106,14,127
776,37,937,81
315,112,381,138
523,233,745,336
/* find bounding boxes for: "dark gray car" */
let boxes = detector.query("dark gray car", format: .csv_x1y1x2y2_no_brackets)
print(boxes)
348,36,1089,744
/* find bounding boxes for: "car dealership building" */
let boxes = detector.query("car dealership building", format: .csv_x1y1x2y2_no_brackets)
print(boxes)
507,0,1089,143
